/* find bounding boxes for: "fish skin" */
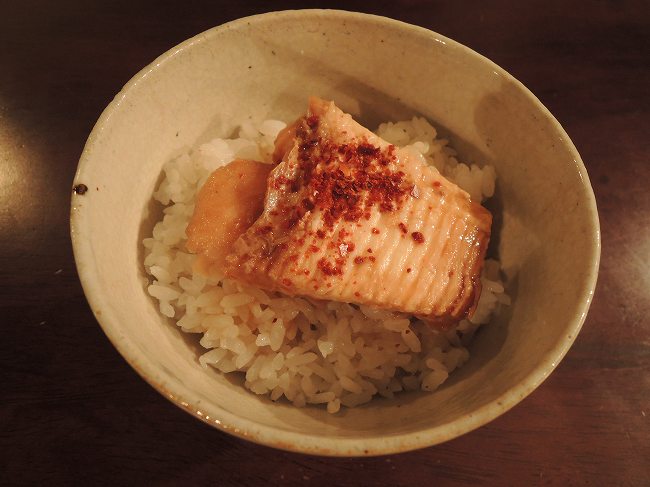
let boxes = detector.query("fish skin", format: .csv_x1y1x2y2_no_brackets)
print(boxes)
225,98,492,325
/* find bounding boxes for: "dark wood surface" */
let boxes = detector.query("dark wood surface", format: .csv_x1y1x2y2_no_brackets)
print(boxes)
2,0,648,485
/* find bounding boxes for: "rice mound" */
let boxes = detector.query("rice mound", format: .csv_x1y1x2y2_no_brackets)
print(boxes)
143,116,508,413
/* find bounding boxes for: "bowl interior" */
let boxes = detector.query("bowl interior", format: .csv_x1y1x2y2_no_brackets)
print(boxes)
71,10,599,455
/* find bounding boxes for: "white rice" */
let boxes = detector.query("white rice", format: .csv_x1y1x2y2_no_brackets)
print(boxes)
143,115,509,413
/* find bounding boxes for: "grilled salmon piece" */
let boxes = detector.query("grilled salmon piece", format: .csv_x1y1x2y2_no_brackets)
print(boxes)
186,159,272,272
225,98,492,324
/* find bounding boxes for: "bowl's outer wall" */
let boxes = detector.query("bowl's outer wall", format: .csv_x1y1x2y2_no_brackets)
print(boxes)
71,10,599,455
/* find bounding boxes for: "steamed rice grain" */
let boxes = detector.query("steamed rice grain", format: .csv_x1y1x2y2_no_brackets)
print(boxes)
143,115,507,412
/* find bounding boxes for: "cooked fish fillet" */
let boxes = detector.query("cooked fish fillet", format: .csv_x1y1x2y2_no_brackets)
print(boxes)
225,98,492,324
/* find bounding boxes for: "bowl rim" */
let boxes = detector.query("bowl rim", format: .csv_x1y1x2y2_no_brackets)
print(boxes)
70,9,601,456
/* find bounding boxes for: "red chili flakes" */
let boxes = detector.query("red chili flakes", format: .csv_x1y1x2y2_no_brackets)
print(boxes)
317,258,342,276
354,291,361,297
433,181,441,187
448,270,455,277
284,210,301,229
407,268,412,273
307,115,319,129
272,175,291,189
411,231,425,243
274,116,423,282
398,222,408,234
281,278,293,287
289,116,411,231
290,180,301,193
356,143,380,157
255,225,272,235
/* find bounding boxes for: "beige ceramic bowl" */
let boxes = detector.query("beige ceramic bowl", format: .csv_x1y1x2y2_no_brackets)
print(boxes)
71,10,600,456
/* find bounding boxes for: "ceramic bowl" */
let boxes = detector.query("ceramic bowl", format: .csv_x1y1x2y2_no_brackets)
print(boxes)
71,10,600,456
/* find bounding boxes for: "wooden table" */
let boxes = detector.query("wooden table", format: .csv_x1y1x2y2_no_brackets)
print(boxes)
2,1,648,484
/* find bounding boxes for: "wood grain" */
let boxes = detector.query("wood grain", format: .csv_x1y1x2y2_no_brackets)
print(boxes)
1,0,648,485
